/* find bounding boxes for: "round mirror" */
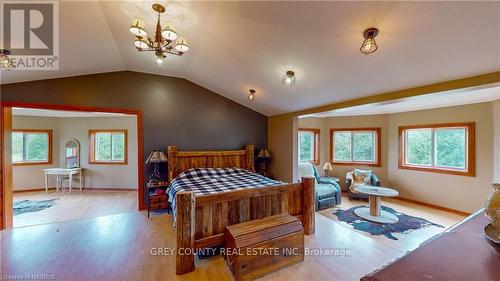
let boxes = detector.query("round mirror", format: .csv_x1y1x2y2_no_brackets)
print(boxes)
65,138,80,168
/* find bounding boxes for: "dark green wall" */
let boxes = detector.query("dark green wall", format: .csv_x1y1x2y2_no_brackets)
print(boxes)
1,71,268,201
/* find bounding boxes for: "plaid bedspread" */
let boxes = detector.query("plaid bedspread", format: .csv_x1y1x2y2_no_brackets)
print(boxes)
167,168,282,221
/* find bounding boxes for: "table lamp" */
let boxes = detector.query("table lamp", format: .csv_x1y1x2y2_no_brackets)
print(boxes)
323,162,333,177
257,149,272,158
146,149,168,182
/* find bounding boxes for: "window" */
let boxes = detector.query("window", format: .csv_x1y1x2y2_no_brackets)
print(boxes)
12,130,52,165
330,128,381,166
89,130,128,164
399,123,475,176
298,128,320,165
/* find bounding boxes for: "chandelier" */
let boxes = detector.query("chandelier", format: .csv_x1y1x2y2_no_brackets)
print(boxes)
129,3,189,65
0,49,14,71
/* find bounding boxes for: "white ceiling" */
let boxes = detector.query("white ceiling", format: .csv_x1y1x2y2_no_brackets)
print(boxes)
12,108,132,118
1,1,500,116
302,84,500,118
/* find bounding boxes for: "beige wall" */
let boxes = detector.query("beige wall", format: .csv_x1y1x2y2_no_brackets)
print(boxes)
58,117,138,190
268,115,297,182
388,103,493,213
13,116,138,191
493,99,500,183
13,116,60,189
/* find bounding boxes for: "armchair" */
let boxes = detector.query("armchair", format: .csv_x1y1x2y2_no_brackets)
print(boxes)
345,169,381,200
297,162,341,210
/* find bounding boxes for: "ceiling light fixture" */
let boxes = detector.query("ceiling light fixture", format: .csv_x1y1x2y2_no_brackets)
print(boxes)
248,89,256,101
360,28,379,55
282,70,296,86
0,49,14,71
129,3,189,66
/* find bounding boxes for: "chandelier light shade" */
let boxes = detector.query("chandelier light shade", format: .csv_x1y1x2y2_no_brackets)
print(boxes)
175,37,189,52
162,22,178,41
360,28,379,55
0,49,14,71
134,38,149,49
129,17,147,37
129,3,189,65
282,70,296,86
248,89,256,101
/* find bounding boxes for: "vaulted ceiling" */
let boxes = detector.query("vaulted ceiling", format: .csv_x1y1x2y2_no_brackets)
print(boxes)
1,1,499,116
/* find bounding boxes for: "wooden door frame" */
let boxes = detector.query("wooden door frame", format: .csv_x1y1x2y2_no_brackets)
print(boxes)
0,102,145,229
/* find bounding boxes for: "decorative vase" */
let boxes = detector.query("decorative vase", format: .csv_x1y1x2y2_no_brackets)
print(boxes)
485,183,500,228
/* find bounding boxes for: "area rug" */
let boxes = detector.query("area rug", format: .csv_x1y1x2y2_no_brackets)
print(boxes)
13,199,59,216
334,206,444,240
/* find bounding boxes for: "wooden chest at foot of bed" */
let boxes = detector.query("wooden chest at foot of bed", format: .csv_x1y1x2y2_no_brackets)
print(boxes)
223,214,305,281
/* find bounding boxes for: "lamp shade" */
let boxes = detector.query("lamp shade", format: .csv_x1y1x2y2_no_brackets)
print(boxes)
161,22,178,41
134,38,149,49
360,37,377,54
257,149,272,158
175,37,189,52
146,150,168,164
323,162,333,171
129,17,147,37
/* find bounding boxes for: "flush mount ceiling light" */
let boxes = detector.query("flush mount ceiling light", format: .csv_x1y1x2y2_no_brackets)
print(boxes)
129,3,189,66
282,70,296,86
248,89,256,101
0,49,14,71
360,27,379,55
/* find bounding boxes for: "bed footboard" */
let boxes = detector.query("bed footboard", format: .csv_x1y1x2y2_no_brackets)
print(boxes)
175,176,315,275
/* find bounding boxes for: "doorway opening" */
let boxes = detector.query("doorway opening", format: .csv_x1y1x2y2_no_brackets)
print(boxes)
1,103,144,229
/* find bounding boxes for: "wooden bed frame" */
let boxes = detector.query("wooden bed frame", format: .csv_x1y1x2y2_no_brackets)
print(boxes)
167,145,316,275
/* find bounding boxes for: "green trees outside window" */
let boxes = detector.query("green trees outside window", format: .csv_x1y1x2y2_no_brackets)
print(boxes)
12,130,51,164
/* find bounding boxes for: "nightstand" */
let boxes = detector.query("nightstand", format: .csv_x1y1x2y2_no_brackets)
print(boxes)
147,182,169,218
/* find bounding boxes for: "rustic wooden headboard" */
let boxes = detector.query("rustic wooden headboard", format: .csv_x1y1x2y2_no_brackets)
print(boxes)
167,145,255,181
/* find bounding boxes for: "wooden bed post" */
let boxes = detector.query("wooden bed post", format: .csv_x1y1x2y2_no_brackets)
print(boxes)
245,144,255,172
167,146,177,182
302,176,315,235
176,192,195,275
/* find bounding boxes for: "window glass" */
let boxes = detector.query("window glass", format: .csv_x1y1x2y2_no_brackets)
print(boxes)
299,131,314,162
406,129,432,166
353,132,374,161
400,123,473,176
435,128,466,169
90,130,127,164
12,132,24,162
333,132,352,161
11,131,50,164
112,133,125,161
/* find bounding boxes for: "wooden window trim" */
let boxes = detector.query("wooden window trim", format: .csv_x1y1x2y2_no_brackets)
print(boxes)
298,128,320,165
89,129,128,165
398,122,475,177
12,129,53,166
330,127,381,167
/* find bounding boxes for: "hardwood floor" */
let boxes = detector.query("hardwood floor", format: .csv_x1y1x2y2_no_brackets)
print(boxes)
13,190,137,228
1,196,466,281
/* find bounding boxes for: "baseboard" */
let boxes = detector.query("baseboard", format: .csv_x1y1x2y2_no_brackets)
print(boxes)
14,188,56,193
395,196,471,217
83,188,138,192
14,187,137,193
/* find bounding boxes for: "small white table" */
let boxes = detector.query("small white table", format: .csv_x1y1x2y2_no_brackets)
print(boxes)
43,168,84,193
353,185,399,224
